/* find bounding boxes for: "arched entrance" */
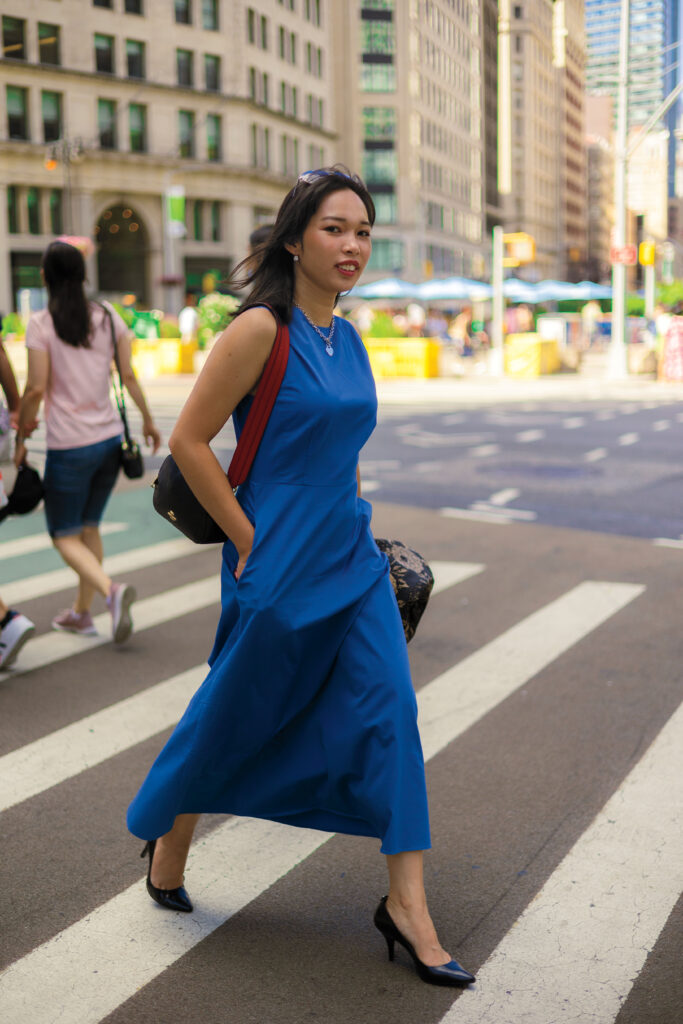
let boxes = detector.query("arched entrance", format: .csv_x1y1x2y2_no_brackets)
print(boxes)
95,205,149,304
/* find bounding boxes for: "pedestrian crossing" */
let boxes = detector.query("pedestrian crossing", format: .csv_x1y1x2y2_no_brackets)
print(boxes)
0,513,680,1024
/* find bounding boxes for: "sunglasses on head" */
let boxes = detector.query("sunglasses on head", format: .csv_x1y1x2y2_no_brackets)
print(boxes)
297,168,353,185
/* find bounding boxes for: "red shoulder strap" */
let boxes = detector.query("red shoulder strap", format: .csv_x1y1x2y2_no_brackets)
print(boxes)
227,306,289,489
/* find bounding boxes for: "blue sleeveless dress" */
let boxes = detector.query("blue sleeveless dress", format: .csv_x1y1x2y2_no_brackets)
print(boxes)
127,309,431,854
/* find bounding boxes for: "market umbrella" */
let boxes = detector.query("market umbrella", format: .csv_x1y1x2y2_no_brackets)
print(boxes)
352,277,419,300
416,276,492,301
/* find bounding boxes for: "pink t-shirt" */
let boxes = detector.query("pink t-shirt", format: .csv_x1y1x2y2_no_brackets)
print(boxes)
25,302,127,450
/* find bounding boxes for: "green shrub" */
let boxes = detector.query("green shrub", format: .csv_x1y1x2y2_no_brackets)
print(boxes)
0,312,25,338
363,311,408,338
159,318,180,338
197,292,240,349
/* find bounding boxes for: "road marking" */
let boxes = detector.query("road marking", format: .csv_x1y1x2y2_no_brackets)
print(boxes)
562,416,585,429
652,419,671,431
0,523,127,561
401,431,494,449
595,410,615,421
487,488,520,506
584,447,608,462
468,444,500,458
0,562,482,807
2,537,199,606
359,460,401,471
653,537,683,549
414,460,444,473
618,432,639,446
470,503,537,522
360,479,381,493
438,696,683,1024
0,582,644,1023
440,507,511,525
515,429,544,443
394,422,420,434
0,576,221,683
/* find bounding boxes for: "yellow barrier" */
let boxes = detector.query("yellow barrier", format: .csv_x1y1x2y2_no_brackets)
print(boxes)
504,333,561,377
131,338,196,377
363,337,441,378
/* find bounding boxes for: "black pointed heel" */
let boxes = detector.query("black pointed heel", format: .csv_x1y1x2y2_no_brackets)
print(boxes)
373,896,475,988
141,840,193,913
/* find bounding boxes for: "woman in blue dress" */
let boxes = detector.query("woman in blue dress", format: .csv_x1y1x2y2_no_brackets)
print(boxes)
127,167,474,988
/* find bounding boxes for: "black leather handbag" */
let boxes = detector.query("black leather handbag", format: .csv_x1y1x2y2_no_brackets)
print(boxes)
100,302,144,479
375,538,434,643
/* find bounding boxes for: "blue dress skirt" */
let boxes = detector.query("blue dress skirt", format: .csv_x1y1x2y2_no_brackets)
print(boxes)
127,309,431,854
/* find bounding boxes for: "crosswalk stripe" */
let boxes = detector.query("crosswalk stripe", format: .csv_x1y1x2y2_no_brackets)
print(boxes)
2,537,198,605
438,697,683,1024
0,581,644,1022
0,576,221,683
0,562,481,806
0,523,127,561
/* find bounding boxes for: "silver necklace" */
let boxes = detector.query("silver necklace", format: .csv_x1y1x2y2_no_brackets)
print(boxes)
296,304,335,355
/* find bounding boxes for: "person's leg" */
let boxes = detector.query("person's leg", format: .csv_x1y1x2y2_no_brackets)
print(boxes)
149,813,201,889
384,850,450,967
76,525,105,612
53,533,111,608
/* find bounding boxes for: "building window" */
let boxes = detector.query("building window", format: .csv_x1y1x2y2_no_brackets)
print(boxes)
304,0,322,25
6,86,29,141
3,16,26,60
49,189,63,234
93,0,113,7
247,8,255,43
205,54,221,91
360,62,396,92
98,98,117,149
179,109,195,157
129,103,147,152
193,199,203,240
42,91,62,143
126,40,145,78
95,34,115,74
362,148,397,184
177,48,194,86
38,23,61,65
261,15,268,49
202,0,219,30
210,201,221,241
371,192,397,223
368,238,403,272
27,187,41,235
7,186,18,235
361,0,393,8
363,106,396,139
125,0,144,12
175,0,192,24
207,114,221,161
361,19,395,55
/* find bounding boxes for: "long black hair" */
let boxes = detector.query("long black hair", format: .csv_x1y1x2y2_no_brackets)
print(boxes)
231,165,375,323
42,241,91,348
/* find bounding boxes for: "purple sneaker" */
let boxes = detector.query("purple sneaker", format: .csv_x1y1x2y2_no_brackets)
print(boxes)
52,608,98,636
107,582,136,644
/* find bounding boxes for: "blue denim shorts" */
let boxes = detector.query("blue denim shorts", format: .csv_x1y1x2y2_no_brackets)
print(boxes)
44,435,122,538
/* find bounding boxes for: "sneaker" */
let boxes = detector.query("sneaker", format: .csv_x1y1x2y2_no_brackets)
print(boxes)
0,612,36,669
107,582,136,644
52,608,98,636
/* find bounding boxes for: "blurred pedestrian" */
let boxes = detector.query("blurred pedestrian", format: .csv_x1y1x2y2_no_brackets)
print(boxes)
178,294,199,343
15,241,161,644
0,329,35,668
127,166,474,988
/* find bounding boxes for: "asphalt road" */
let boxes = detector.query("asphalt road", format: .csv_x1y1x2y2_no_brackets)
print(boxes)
1,377,682,1023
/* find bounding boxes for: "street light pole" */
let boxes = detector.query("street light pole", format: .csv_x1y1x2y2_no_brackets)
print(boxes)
608,0,630,379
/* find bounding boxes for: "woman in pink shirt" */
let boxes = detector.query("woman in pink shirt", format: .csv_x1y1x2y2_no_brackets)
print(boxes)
15,241,161,643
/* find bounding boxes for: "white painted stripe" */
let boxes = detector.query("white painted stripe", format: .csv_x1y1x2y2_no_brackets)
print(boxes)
470,502,537,522
0,523,127,561
418,581,643,762
618,432,639,446
515,429,544,443
584,447,608,462
430,561,484,595
0,581,644,1023
595,410,616,421
438,698,683,1024
414,460,444,474
652,419,671,431
0,563,481,805
488,488,519,506
360,479,381,493
562,416,584,429
2,537,199,606
468,444,500,458
0,576,221,682
653,537,683,549
440,507,510,525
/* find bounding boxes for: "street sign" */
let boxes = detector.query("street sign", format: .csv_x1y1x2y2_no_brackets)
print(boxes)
503,232,536,267
610,244,637,266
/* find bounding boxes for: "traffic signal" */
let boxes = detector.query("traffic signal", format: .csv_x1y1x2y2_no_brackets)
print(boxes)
639,242,655,266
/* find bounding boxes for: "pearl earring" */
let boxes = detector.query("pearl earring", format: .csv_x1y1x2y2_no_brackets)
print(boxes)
293,254,299,262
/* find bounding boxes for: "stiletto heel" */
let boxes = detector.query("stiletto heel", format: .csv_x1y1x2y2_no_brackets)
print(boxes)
141,839,193,913
373,896,475,987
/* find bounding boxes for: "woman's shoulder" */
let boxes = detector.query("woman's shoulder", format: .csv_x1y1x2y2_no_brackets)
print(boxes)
25,308,53,347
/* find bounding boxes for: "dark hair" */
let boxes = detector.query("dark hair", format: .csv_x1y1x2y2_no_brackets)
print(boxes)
248,223,275,251
232,165,375,323
42,241,91,348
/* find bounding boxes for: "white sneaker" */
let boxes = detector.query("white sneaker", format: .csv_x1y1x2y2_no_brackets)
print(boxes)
0,612,36,669
107,582,136,644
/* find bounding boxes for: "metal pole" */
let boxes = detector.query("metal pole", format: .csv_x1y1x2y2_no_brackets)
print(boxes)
608,0,630,379
491,225,505,375
644,263,656,318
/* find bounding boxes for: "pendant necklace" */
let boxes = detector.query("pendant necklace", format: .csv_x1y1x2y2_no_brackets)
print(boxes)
295,304,335,356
